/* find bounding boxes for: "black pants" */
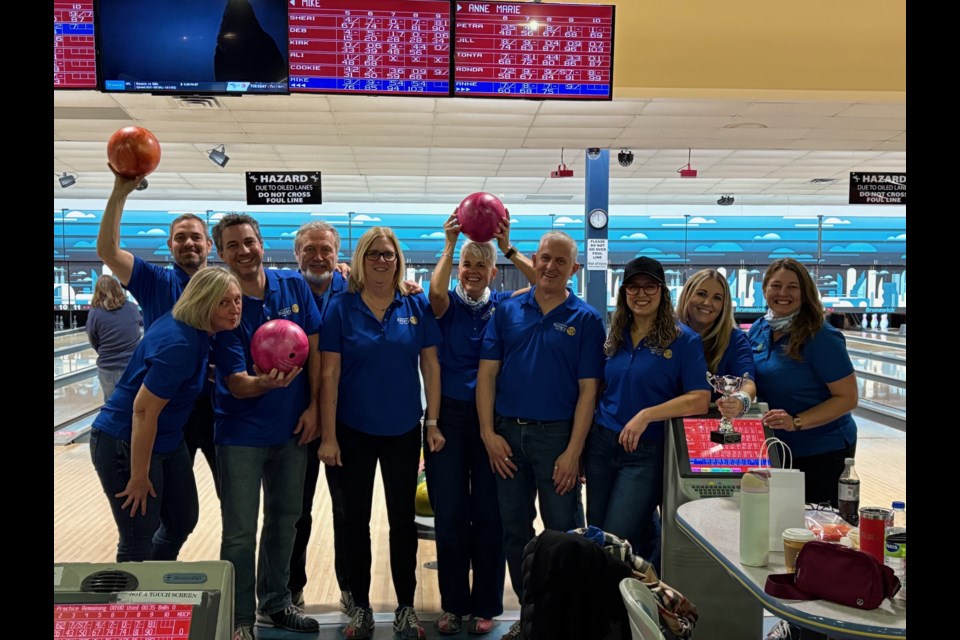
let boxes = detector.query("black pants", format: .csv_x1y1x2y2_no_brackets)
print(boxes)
794,442,857,508
289,437,350,594
182,390,219,498
338,421,421,610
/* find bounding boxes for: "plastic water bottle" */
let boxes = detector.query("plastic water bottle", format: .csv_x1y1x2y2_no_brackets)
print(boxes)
740,469,770,567
837,458,860,526
885,501,906,600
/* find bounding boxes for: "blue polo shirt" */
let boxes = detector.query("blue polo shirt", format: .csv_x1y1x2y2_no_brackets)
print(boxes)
437,289,513,403
319,291,443,435
596,323,711,442
480,287,605,422
748,318,857,457
92,311,210,453
712,327,757,400
125,256,191,330
307,270,348,320
213,270,321,446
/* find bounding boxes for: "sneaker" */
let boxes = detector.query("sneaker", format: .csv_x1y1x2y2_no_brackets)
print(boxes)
467,616,495,635
291,590,305,609
339,589,355,613
344,606,375,639
766,620,795,639
232,624,254,640
436,611,463,635
502,620,522,640
393,606,426,639
255,604,319,633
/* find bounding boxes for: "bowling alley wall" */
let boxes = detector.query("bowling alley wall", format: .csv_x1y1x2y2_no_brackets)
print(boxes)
53,204,906,325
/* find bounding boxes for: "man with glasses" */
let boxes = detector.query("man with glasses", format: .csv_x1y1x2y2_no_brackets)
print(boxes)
210,213,322,640
476,231,606,640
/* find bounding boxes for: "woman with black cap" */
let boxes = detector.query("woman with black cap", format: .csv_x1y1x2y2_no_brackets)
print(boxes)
583,256,712,562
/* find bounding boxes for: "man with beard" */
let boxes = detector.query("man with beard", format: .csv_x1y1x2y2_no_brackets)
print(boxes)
96,166,220,495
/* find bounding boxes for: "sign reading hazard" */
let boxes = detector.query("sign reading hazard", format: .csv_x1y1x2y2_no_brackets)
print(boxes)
849,172,906,205
246,172,322,205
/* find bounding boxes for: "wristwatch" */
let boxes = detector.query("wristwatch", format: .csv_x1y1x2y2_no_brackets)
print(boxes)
504,246,518,259
792,415,804,431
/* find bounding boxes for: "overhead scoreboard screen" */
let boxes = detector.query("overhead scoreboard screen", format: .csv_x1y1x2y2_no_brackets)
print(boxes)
454,1,614,99
54,1,97,89
288,0,452,95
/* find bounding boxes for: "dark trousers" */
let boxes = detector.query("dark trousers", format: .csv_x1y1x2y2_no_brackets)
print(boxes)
338,422,422,609
424,396,505,619
182,390,219,498
794,442,857,507
90,430,199,562
289,438,350,594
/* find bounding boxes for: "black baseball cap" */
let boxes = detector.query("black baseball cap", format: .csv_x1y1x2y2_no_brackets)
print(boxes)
622,256,665,285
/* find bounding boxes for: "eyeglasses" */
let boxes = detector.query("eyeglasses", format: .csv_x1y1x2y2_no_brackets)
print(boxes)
364,250,398,262
623,282,661,296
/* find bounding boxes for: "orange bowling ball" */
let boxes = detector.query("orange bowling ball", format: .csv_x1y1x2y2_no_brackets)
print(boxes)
107,126,161,179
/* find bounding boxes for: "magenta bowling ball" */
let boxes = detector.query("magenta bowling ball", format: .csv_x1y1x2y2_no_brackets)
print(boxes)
250,319,309,373
456,192,508,243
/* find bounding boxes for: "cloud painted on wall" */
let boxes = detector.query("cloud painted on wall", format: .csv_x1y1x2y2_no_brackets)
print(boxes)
420,231,445,238
353,215,382,223
767,252,817,261
280,231,297,238
754,233,781,240
635,252,683,260
887,233,906,241
828,243,878,253
154,247,172,256
553,216,582,225
72,241,97,248
823,217,851,225
137,229,166,236
771,248,796,254
66,211,95,219
693,242,744,253
688,217,716,224
619,232,648,239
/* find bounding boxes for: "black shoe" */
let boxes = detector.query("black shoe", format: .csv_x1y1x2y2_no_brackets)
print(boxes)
255,604,319,632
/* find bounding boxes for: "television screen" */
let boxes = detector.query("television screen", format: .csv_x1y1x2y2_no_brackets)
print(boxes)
454,1,614,99
289,0,452,96
55,1,97,89
96,0,289,95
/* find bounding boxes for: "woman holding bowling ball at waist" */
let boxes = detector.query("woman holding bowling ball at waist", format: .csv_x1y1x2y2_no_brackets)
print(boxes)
747,257,858,507
318,226,442,640
89,267,241,562
676,269,757,418
425,209,536,636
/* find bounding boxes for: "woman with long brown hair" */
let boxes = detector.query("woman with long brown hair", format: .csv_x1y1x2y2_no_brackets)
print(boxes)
87,275,142,401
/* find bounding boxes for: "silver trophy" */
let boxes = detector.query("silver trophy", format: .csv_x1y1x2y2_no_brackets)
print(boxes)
706,373,744,444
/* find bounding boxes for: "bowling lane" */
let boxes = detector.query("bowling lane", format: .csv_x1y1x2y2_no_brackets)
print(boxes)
54,377,103,430
857,377,905,413
843,330,906,347
851,356,906,384
847,340,905,363
54,348,98,379
54,331,89,350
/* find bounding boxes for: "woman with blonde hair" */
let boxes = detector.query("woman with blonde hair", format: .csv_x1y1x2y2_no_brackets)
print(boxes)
87,275,142,401
676,269,757,419
90,267,242,562
319,227,442,640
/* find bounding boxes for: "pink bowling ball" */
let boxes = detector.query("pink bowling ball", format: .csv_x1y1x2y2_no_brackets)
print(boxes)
456,192,508,243
250,319,309,373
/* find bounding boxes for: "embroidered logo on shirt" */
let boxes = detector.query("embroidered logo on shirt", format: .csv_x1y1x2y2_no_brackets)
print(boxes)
481,307,496,321
397,316,415,325
553,322,574,335
566,326,576,336
754,342,765,353
292,303,300,314
663,348,673,359
278,306,293,317
410,316,419,325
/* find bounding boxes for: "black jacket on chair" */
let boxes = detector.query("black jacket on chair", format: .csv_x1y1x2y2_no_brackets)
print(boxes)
519,530,634,640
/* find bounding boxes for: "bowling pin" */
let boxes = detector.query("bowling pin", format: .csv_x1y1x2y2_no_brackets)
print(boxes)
870,313,879,329
880,313,889,330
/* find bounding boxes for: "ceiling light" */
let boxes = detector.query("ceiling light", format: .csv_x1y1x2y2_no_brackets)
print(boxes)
58,172,77,188
207,144,229,168
717,194,735,206
617,149,634,167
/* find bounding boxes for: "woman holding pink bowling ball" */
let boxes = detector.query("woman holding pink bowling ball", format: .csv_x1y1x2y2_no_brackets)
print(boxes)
89,267,241,562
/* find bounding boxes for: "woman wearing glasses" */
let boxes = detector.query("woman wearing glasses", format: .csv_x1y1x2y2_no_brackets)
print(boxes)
583,257,711,559
318,227,442,640
676,269,757,419
425,214,536,636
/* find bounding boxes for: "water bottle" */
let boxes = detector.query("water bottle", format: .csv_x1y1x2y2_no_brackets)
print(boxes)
838,458,860,526
885,501,906,601
740,469,770,567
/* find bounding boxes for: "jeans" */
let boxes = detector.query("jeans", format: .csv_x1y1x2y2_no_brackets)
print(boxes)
424,397,505,618
182,390,219,498
97,368,125,403
90,429,199,562
217,439,307,626
584,423,664,561
289,437,350,594
493,416,584,602
338,422,421,610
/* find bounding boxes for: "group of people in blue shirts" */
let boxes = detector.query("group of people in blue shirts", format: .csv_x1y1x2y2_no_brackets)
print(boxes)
86,169,860,640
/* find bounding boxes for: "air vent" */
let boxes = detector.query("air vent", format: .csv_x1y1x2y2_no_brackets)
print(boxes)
809,178,838,184
524,194,575,202
81,570,139,593
175,96,222,109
